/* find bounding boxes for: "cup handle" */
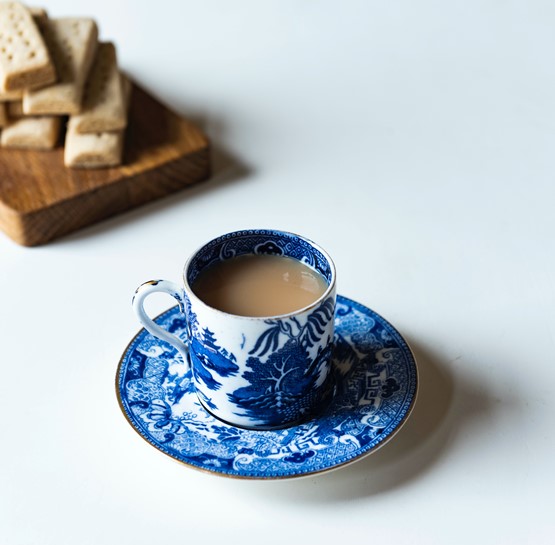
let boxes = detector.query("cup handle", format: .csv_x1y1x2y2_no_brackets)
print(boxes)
132,280,189,368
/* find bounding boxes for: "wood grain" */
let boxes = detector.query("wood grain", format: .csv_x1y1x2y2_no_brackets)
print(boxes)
0,84,210,246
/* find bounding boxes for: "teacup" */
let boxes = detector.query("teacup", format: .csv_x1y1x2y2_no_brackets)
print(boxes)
132,229,337,429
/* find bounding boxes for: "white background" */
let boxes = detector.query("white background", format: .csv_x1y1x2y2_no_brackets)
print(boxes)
1,1,554,543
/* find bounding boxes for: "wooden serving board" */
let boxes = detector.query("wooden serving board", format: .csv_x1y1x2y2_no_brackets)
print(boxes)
0,84,210,246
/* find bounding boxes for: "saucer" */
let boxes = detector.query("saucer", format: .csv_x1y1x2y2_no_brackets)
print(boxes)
116,295,418,479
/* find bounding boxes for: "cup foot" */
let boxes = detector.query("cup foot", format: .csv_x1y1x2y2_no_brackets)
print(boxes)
196,376,337,431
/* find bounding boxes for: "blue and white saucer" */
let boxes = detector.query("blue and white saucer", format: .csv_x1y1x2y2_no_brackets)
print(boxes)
116,295,418,479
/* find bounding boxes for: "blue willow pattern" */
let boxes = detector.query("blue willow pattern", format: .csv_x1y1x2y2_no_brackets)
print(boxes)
186,297,335,425
117,296,418,479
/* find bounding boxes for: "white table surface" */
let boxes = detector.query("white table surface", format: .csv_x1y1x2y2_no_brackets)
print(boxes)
1,1,554,543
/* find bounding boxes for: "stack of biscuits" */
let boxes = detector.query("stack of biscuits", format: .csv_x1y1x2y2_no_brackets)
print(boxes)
0,1,130,168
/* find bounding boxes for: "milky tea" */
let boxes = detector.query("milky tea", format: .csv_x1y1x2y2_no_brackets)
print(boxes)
192,254,328,317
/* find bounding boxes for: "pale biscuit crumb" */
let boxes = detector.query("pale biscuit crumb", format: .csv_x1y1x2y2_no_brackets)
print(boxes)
71,42,126,133
1,115,61,149
23,18,98,115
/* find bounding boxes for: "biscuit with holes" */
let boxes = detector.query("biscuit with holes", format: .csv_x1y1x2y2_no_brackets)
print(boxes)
0,2,56,91
1,115,61,149
71,42,126,133
23,18,98,115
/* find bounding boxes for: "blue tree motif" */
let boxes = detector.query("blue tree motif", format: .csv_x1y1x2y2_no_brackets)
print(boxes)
299,298,335,352
229,298,335,423
248,298,335,359
212,425,244,443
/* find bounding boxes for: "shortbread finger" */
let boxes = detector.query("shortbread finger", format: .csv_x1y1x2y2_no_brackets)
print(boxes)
71,42,126,133
64,75,131,168
0,102,8,126
7,100,23,117
64,127,123,168
1,116,60,149
23,18,98,115
0,2,56,91
0,3,49,98
0,89,23,101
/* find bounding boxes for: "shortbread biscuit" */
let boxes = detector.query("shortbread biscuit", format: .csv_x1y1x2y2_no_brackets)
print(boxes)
23,18,98,115
71,42,126,133
7,99,23,117
0,102,8,126
64,76,131,168
0,2,56,91
0,88,22,101
1,115,61,149
64,127,123,168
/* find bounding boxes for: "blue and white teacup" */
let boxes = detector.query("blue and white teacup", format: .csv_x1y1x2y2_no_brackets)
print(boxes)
132,229,337,429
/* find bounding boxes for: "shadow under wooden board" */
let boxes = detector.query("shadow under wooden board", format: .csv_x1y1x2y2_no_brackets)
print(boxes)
0,84,211,246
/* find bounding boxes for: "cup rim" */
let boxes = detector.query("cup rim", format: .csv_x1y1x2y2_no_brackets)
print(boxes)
182,229,337,320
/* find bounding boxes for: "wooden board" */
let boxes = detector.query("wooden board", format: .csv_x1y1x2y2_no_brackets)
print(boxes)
0,84,210,246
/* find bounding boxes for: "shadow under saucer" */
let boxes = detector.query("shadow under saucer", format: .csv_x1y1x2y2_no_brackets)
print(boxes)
244,338,505,502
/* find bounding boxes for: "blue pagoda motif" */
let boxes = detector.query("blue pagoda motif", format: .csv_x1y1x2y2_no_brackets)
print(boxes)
188,314,240,392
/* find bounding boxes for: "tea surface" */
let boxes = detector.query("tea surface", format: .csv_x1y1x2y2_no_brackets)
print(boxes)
192,254,328,317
